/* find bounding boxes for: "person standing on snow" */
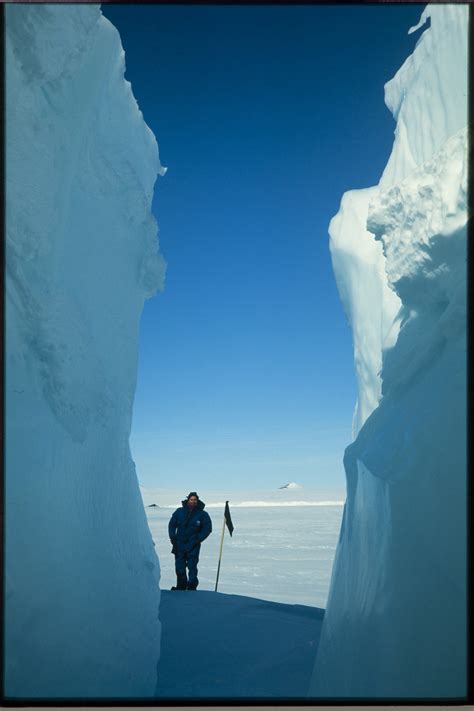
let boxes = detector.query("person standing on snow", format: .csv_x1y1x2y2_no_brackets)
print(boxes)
168,491,212,590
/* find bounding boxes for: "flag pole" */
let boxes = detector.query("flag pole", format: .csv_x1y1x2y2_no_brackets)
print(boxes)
215,508,227,592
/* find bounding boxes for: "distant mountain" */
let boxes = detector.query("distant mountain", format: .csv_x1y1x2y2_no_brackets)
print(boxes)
278,482,303,489
147,503,159,508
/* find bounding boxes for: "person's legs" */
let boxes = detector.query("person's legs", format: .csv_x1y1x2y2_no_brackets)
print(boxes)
186,546,200,590
174,549,188,589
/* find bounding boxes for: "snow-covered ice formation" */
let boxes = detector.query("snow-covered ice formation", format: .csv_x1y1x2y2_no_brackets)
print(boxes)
310,5,468,698
279,482,303,489
5,5,165,697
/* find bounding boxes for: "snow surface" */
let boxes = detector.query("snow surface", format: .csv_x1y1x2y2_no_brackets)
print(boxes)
155,590,324,698
5,5,165,697
310,5,467,698
142,489,344,608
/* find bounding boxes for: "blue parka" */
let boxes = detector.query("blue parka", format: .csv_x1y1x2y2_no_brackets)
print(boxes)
168,499,212,553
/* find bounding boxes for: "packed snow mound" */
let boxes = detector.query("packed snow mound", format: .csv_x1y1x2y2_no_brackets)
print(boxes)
5,5,165,697
156,590,324,698
311,4,467,699
279,482,303,489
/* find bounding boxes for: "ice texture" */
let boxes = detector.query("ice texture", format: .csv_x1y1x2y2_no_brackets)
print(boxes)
5,5,165,697
310,5,467,698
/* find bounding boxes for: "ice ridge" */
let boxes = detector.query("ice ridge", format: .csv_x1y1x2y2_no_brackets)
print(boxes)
310,5,468,698
5,5,165,697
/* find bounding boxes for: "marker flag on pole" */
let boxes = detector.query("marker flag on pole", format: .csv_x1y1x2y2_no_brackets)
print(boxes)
215,500,234,592
224,500,234,536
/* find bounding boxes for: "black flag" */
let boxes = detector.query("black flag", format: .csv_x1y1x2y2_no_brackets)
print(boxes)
224,500,234,537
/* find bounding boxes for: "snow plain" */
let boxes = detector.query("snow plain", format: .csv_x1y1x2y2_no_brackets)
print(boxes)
145,487,341,698
142,488,345,608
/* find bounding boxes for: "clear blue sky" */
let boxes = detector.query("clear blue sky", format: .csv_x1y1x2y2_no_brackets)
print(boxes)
102,3,424,492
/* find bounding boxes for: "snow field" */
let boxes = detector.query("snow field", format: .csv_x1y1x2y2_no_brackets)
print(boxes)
146,496,344,608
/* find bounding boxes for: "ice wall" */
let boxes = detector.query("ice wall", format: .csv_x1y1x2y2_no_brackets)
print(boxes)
310,5,468,698
5,5,166,697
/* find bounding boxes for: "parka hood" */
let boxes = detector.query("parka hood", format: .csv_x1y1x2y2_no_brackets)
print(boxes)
181,499,205,510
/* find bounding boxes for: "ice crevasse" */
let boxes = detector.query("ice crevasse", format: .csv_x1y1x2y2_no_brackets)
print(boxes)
310,5,468,698
5,5,166,697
